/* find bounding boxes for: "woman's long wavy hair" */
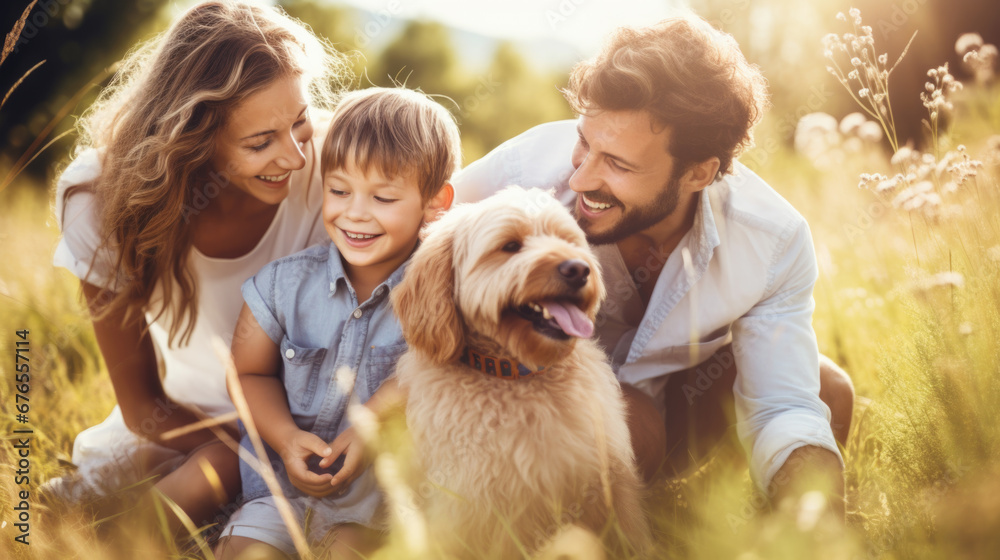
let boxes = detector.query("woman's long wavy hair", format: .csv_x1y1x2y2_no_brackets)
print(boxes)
76,0,349,347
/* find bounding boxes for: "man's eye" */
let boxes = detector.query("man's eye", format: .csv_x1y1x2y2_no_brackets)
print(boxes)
609,159,629,172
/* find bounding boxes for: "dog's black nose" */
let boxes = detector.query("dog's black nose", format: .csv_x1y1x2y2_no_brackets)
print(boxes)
558,259,590,289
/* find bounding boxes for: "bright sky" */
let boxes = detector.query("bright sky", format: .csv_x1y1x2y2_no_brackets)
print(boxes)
329,0,689,56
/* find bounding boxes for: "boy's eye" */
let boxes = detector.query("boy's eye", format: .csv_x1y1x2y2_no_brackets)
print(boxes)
374,196,398,203
328,188,348,196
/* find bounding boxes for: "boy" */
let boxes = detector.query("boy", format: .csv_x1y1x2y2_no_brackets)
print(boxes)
216,87,460,559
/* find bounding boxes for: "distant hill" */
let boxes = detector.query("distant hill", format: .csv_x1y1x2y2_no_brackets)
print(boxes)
349,6,583,71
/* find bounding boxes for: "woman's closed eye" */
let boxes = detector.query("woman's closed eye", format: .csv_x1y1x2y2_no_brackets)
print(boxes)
248,139,272,152
246,115,308,152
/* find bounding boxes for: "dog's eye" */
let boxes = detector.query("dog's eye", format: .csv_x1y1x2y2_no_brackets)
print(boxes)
501,241,522,253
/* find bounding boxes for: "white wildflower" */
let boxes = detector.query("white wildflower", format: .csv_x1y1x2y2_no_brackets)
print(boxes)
955,32,984,56
858,121,883,142
839,112,867,135
891,146,914,166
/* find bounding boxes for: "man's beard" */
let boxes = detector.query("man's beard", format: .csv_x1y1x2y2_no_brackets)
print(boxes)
574,175,681,246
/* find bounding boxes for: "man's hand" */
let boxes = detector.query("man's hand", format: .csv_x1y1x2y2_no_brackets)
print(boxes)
771,445,845,518
279,429,337,497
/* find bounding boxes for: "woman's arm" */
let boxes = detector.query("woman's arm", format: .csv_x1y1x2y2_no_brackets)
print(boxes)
82,282,230,451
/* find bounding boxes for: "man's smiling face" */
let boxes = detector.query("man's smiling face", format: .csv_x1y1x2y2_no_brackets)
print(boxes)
568,109,684,245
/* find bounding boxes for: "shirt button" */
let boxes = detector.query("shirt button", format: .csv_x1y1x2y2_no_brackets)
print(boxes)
285,348,295,359
352,308,362,319
329,282,335,292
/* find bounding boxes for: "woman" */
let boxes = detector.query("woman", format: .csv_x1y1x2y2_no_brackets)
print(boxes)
49,0,349,529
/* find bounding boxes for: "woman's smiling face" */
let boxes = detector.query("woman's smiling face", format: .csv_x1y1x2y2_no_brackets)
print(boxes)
210,74,314,206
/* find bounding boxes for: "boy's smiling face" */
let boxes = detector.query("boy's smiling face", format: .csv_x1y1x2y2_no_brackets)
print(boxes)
323,158,450,285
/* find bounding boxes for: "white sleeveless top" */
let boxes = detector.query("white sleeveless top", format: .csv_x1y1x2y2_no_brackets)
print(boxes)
52,126,330,489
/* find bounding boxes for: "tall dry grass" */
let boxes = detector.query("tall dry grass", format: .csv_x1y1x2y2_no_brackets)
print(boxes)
2,6,1000,560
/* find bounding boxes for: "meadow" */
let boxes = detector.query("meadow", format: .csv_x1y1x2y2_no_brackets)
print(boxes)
3,7,1000,560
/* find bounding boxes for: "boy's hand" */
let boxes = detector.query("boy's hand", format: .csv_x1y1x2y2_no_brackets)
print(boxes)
279,429,337,497
325,426,370,495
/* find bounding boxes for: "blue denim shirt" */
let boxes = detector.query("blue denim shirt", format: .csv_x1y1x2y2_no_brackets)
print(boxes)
238,241,407,522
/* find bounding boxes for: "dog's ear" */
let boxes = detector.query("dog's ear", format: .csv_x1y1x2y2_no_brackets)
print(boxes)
392,218,464,365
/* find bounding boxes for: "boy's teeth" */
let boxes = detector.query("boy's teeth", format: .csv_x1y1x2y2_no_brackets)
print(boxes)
257,171,291,182
583,196,612,210
345,231,378,240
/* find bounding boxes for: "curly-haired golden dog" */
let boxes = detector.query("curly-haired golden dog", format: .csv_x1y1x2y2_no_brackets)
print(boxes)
392,186,651,558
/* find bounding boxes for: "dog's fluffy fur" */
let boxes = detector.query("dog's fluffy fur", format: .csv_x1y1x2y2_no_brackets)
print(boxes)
392,186,651,558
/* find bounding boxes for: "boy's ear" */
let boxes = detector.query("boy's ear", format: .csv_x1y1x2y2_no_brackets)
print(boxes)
423,182,454,223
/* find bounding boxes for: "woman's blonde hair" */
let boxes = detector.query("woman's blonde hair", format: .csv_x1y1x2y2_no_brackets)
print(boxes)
77,0,350,347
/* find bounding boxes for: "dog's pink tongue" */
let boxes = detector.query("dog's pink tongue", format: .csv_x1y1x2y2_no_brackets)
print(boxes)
543,301,594,339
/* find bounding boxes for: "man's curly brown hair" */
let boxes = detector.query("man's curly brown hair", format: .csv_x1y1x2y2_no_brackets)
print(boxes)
564,15,769,179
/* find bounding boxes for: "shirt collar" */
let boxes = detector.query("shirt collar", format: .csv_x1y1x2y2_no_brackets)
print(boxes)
691,184,722,268
326,241,412,299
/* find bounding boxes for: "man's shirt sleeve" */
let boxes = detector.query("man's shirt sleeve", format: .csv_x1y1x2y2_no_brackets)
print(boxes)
731,217,843,489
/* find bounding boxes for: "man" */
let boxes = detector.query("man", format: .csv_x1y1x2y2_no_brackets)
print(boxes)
453,15,854,511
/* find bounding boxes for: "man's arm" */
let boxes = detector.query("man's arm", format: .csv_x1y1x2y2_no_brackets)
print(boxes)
452,120,579,204
730,217,844,510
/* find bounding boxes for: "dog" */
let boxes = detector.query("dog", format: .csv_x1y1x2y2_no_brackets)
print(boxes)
392,186,652,559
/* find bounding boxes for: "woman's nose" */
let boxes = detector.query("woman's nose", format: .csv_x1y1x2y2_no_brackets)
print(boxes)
276,130,307,170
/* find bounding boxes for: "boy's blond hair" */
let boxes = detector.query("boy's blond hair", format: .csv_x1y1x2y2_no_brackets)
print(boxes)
321,88,461,202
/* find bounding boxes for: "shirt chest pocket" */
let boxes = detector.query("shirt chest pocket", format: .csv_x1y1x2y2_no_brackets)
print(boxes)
363,342,409,400
280,338,328,411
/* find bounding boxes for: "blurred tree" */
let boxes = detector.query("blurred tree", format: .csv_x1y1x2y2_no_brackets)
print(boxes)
1,0,170,185
460,42,573,160
373,20,462,99
279,0,367,82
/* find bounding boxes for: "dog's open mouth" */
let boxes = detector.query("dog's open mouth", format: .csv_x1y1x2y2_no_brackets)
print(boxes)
514,299,594,340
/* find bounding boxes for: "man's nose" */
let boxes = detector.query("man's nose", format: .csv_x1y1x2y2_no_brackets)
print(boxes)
568,152,600,193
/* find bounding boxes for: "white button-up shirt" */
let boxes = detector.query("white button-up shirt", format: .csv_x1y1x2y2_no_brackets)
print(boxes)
453,120,842,489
